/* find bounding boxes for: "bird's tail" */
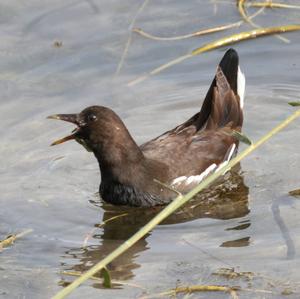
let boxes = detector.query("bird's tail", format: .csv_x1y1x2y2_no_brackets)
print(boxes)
184,48,245,131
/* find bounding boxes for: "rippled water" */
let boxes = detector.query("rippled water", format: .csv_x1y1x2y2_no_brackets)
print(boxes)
1,1,300,298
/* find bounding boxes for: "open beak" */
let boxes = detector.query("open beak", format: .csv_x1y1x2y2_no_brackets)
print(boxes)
47,114,82,146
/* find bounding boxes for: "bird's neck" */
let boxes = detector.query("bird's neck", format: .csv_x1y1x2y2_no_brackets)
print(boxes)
87,127,172,205
97,154,172,206
90,130,144,183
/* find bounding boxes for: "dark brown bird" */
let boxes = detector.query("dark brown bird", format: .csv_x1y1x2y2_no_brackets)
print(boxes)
48,48,245,207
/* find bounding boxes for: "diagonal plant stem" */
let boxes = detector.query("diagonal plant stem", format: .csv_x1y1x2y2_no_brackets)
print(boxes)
133,7,264,41
128,24,300,87
133,22,243,41
114,0,150,76
237,0,289,43
51,108,300,299
248,2,300,10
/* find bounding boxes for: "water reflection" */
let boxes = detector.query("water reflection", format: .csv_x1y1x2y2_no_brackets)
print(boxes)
220,237,250,248
59,166,250,286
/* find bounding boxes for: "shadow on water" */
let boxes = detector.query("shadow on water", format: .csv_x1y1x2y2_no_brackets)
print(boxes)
271,196,296,260
59,165,250,287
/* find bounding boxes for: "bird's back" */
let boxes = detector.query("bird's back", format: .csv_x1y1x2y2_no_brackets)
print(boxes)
140,49,245,191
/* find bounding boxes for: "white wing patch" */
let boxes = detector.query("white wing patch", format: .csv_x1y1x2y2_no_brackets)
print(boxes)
171,163,217,188
170,143,237,189
215,143,236,173
225,143,236,163
237,66,245,109
171,175,187,185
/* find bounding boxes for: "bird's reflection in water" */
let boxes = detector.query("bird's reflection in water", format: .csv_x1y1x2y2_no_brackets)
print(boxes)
59,166,250,287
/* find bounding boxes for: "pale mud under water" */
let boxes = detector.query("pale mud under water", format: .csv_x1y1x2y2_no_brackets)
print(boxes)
0,1,300,299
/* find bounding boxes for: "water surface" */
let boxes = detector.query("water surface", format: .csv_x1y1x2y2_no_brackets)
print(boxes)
1,1,300,298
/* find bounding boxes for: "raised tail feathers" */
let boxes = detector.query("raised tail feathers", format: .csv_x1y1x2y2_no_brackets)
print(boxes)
194,48,245,131
205,65,244,129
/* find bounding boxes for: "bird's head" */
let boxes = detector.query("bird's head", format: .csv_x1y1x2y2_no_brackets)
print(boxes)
48,105,126,152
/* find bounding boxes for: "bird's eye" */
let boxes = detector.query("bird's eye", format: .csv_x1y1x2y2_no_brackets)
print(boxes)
87,114,97,122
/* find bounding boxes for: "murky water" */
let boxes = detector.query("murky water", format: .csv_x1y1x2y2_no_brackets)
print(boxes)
1,1,300,298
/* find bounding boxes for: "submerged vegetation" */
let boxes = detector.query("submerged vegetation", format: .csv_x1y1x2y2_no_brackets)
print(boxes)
0,229,33,251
